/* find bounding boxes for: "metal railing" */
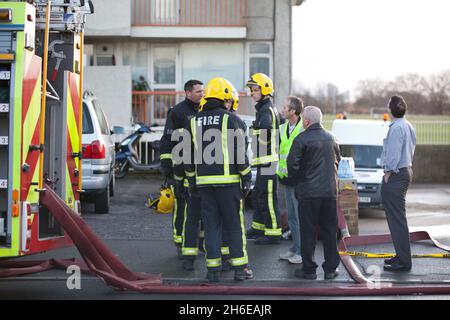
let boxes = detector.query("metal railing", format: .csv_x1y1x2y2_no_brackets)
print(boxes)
132,0,248,27
323,120,450,145
411,120,450,145
132,91,255,126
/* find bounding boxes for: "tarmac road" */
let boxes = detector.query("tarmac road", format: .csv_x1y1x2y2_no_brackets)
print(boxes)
0,174,449,300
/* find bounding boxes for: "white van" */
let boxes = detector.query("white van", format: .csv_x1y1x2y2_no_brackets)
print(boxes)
331,119,390,208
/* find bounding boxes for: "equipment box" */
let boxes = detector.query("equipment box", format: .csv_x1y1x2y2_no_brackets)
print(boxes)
338,179,359,236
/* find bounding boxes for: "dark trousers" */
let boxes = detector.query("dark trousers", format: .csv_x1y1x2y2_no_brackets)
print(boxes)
381,167,413,267
182,193,202,258
298,198,340,274
172,182,186,246
201,185,247,271
251,167,282,237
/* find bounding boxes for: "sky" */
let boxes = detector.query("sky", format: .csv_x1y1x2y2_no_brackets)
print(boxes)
292,0,450,95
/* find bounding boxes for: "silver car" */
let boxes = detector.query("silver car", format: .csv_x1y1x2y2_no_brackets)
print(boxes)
81,92,115,213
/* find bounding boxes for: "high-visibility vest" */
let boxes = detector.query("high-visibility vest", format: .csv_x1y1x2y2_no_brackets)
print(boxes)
276,119,303,179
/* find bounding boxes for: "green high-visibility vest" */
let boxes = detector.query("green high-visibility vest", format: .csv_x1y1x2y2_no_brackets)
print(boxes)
276,119,303,179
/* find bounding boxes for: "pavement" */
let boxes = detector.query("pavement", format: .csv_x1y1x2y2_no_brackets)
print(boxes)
0,174,449,300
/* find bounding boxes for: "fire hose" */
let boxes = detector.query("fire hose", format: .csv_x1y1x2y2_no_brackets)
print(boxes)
1,184,450,296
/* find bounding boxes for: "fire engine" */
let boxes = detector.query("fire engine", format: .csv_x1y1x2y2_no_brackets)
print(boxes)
0,0,92,258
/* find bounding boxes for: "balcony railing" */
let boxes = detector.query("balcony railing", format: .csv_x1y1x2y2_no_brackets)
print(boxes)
132,0,247,27
132,91,254,126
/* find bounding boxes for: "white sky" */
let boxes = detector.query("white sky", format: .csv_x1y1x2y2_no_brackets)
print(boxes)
292,0,450,94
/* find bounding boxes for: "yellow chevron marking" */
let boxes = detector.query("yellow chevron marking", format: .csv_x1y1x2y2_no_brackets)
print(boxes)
22,71,41,163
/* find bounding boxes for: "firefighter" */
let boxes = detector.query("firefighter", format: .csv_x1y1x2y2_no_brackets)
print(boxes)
185,78,253,282
245,73,282,244
159,80,204,258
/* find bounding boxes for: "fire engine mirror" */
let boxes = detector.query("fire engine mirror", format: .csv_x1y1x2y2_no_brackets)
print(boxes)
0,9,12,22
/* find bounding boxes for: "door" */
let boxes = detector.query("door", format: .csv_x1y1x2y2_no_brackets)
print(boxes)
148,45,180,125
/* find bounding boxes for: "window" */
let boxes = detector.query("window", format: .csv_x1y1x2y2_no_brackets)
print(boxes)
153,46,176,85
246,42,273,84
96,56,115,66
94,44,115,66
82,103,94,134
92,100,110,135
340,145,383,169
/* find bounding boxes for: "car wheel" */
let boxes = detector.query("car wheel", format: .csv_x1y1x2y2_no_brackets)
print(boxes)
95,183,110,214
109,173,115,197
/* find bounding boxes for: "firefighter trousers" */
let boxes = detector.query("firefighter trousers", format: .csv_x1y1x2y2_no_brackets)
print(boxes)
201,185,248,271
182,193,202,258
251,168,282,237
172,181,186,246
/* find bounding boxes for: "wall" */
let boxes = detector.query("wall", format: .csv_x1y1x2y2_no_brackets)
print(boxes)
85,0,131,37
246,0,275,40
84,66,133,128
412,145,450,183
274,0,292,109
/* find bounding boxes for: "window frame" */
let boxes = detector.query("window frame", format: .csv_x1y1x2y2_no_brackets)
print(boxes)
245,41,273,87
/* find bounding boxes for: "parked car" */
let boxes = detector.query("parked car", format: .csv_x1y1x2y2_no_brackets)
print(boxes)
81,91,116,214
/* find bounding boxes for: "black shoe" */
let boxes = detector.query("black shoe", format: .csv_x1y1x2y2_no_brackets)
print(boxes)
384,256,399,265
255,236,280,245
182,259,195,271
383,262,411,272
324,269,339,280
207,271,220,283
246,228,264,240
294,268,317,280
234,268,254,281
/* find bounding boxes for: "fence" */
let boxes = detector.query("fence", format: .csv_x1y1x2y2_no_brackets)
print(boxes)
323,120,450,145
132,91,255,126
132,0,248,27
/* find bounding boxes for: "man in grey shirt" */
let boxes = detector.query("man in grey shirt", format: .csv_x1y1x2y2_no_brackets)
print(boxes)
380,95,417,272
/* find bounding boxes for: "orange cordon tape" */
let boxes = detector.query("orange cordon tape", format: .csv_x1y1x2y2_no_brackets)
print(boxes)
1,185,450,296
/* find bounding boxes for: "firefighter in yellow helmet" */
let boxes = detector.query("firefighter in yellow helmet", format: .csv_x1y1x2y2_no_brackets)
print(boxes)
245,73,282,244
185,77,253,282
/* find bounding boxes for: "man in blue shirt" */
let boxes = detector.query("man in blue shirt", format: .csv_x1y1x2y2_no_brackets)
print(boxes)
380,95,416,272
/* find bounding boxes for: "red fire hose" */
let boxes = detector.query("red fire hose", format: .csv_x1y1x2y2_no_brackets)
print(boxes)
1,184,449,296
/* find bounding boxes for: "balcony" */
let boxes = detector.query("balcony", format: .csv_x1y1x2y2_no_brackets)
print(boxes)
132,91,254,126
131,0,248,38
132,0,247,26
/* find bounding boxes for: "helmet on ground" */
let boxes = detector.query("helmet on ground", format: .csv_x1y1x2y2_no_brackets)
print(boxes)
204,77,234,102
146,187,174,214
246,73,274,96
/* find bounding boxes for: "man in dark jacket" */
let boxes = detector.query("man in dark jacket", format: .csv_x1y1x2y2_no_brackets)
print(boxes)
287,106,341,280
159,80,204,257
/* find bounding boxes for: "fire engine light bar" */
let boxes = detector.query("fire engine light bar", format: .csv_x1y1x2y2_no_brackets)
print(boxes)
0,9,12,22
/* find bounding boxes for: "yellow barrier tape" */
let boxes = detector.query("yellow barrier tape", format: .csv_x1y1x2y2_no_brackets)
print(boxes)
339,251,450,259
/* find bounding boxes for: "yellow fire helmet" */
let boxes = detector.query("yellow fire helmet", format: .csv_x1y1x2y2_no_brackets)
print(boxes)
246,73,274,96
204,77,234,102
199,97,207,111
146,186,174,214
231,88,239,112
